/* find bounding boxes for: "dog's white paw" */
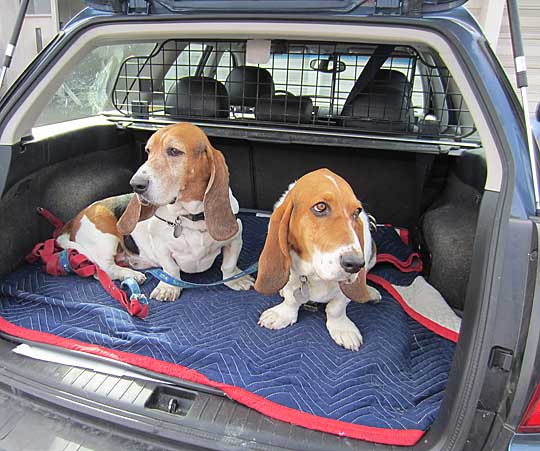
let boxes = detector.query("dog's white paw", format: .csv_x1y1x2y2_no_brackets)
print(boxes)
367,286,382,303
258,303,298,330
116,268,146,284
150,282,182,302
327,316,363,351
225,273,254,291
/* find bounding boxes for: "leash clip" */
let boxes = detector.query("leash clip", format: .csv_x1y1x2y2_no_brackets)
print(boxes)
57,249,73,274
121,277,149,319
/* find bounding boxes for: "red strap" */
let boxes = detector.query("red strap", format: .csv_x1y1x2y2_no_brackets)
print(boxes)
36,207,65,238
26,208,148,319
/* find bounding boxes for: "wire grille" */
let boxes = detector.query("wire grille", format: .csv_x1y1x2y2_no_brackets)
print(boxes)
112,39,478,142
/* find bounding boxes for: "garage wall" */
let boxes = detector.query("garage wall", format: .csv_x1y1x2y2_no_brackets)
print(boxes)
468,0,540,114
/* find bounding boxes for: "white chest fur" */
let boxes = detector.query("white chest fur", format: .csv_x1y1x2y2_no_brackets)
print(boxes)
129,190,240,274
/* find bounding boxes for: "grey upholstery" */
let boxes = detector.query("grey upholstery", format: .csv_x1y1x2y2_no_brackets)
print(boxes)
341,69,415,132
165,76,229,118
255,93,314,123
224,66,274,109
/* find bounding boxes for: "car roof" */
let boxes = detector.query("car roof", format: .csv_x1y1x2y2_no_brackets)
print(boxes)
80,0,469,16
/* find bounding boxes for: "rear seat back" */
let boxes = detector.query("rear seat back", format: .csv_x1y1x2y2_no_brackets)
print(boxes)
340,69,414,132
225,66,274,111
255,93,314,124
165,76,229,119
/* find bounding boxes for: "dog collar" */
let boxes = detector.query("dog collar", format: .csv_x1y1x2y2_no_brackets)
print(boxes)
154,212,206,238
154,212,205,226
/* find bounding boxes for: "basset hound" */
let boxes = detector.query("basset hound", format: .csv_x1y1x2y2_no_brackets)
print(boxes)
254,168,381,351
56,122,253,301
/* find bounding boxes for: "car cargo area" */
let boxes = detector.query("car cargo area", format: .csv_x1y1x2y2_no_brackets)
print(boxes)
0,36,487,447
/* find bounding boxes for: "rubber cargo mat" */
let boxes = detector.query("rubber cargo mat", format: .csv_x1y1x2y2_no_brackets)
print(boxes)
0,213,459,445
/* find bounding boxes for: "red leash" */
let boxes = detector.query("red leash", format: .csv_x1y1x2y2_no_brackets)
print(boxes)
26,208,148,319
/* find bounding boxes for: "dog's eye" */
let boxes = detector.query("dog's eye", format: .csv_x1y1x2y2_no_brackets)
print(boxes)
353,207,363,219
167,147,184,157
312,202,329,216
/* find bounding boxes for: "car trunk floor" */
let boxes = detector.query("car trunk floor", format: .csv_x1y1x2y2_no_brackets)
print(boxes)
0,212,460,446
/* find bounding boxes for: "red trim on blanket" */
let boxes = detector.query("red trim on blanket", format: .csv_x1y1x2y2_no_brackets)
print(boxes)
398,228,409,245
367,274,459,343
376,252,423,273
0,315,424,446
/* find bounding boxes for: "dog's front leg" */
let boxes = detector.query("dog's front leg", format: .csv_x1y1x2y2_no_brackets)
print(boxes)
258,282,304,330
150,252,183,302
221,220,254,291
326,295,363,351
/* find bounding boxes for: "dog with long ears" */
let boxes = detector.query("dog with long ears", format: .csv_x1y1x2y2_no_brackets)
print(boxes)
254,168,381,351
57,122,253,301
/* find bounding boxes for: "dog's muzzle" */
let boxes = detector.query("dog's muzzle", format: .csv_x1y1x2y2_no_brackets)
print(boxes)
340,252,365,274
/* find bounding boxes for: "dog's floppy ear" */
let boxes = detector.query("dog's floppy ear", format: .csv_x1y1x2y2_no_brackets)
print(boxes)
117,194,157,235
339,218,372,302
204,145,239,241
254,197,293,295
339,268,373,303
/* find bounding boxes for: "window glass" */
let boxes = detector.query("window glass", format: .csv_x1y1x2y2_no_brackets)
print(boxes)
261,53,425,117
35,43,155,127
163,43,206,94
216,51,235,82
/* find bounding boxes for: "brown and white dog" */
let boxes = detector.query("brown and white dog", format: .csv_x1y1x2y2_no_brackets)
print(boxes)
56,122,253,301
254,169,381,351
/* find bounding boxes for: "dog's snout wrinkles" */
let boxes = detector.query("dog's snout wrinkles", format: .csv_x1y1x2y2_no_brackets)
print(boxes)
130,175,149,194
340,252,365,274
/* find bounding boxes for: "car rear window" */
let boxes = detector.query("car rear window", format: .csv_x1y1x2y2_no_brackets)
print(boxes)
36,39,479,145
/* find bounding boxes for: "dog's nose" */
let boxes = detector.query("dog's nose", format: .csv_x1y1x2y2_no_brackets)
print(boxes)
130,175,149,194
340,252,365,274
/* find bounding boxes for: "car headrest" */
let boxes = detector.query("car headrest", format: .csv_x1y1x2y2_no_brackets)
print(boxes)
255,94,314,124
341,69,414,132
225,66,275,107
165,76,229,119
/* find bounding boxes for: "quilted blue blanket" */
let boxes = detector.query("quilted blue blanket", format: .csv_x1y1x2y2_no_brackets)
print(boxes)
0,213,456,445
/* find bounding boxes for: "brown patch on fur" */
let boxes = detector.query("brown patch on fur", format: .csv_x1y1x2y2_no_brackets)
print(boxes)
69,211,84,241
85,204,122,238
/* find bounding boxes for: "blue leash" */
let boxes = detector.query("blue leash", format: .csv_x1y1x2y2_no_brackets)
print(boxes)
121,262,259,302
147,262,259,289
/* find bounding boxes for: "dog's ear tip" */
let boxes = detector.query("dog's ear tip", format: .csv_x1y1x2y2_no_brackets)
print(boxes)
253,281,275,296
207,217,239,242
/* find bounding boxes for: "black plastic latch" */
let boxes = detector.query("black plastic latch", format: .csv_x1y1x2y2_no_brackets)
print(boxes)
489,346,513,372
145,386,196,416
124,0,150,15
374,0,403,15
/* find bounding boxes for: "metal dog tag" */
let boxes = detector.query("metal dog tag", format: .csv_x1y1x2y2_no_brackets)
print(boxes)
173,220,182,238
293,276,310,303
